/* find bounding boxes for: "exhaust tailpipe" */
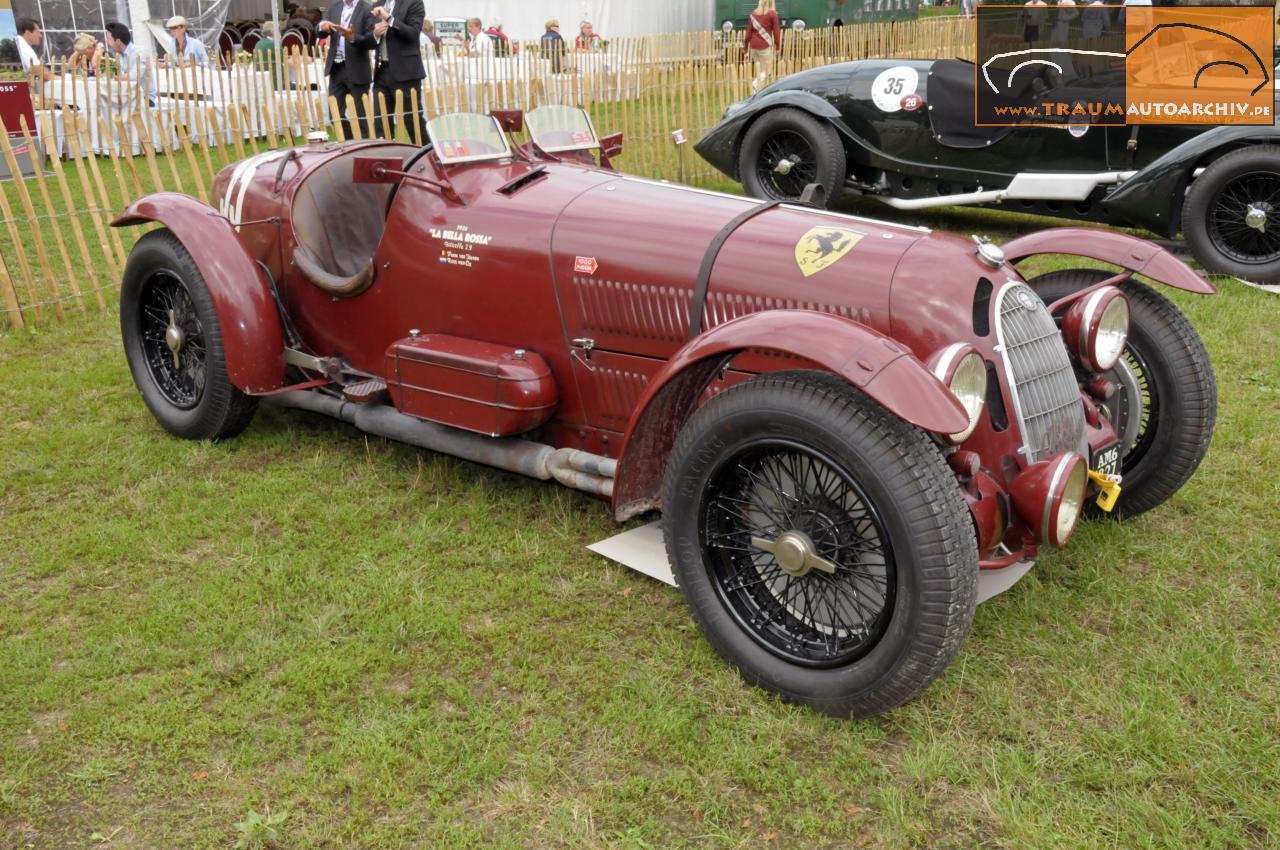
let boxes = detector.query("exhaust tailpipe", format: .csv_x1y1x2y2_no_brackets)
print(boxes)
269,391,615,497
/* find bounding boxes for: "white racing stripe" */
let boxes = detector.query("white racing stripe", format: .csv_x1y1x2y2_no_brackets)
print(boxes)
219,150,288,227
217,152,264,218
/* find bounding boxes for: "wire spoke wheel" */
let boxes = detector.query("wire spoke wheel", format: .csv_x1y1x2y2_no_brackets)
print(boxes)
738,108,845,208
756,130,818,198
138,271,207,409
662,371,977,718
1106,346,1157,475
702,440,896,666
1184,145,1280,282
1207,171,1280,265
121,229,258,441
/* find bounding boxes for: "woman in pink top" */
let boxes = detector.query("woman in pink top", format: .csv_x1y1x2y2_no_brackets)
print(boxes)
744,0,781,92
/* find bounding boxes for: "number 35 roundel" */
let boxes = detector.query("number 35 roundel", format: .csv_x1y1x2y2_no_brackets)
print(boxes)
871,66,920,113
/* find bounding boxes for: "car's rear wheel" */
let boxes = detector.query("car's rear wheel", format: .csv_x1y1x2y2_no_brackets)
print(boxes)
1182,145,1280,283
661,371,977,718
738,108,845,207
121,229,257,441
1026,269,1216,519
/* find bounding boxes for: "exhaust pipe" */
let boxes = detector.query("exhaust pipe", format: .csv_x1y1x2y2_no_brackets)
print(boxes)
879,170,1139,212
270,391,615,497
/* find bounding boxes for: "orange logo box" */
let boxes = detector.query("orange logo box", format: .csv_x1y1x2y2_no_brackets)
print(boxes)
1125,6,1274,125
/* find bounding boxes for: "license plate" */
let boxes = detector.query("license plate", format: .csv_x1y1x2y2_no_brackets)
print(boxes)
1092,443,1121,477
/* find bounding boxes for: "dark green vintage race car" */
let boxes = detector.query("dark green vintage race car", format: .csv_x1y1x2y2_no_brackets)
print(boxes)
696,58,1280,282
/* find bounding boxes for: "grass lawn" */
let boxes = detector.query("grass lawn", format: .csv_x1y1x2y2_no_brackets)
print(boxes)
3,160,1280,847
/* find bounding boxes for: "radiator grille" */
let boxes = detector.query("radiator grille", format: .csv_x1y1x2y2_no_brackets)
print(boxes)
994,282,1085,463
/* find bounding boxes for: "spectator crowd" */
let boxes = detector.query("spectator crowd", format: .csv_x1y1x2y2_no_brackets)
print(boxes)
8,10,609,146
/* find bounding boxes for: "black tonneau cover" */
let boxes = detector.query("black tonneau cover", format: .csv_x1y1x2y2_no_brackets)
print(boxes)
927,59,1018,150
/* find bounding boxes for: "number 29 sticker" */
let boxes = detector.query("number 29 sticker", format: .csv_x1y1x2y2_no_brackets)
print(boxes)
871,66,919,113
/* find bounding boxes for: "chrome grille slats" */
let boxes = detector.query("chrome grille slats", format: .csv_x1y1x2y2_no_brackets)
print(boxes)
994,282,1085,463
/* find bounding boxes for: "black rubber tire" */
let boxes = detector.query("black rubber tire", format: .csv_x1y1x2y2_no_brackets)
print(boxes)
120,229,258,441
661,370,978,719
1182,145,1280,283
738,107,845,207
1027,269,1216,519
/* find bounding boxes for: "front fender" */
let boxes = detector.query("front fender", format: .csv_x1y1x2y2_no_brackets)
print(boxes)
694,90,843,180
611,310,968,521
112,193,285,394
1002,227,1215,295
1103,125,1280,236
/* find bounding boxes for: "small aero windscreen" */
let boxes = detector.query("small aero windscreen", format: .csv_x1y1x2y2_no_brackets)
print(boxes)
426,113,512,164
525,106,600,154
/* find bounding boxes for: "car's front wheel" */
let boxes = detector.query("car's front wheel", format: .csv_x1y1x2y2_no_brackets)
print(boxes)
661,371,977,718
1182,145,1280,283
738,108,845,207
121,229,258,441
1027,270,1216,519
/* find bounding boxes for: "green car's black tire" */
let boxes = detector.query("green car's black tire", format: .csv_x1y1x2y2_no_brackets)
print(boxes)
661,370,977,719
1027,270,1216,519
738,108,845,207
1182,144,1280,283
121,229,258,441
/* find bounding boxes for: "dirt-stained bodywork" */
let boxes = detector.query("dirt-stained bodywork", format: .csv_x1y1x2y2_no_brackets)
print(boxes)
112,106,1217,718
696,57,1280,282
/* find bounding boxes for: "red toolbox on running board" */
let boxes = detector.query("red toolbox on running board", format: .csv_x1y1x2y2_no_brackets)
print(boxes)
385,334,558,436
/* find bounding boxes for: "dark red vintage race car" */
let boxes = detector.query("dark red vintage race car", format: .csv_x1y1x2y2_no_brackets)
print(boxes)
112,106,1217,718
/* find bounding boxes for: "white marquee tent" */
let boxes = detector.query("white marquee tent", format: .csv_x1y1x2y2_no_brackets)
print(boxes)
225,0,713,42
18,0,713,57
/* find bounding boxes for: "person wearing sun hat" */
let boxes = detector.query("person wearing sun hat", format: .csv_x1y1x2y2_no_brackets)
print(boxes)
166,15,209,67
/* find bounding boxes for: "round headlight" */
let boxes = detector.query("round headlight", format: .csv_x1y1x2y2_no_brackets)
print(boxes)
722,19,734,32
1063,286,1130,373
1092,295,1130,371
1050,454,1088,547
1010,452,1088,548
792,19,807,31
929,343,987,444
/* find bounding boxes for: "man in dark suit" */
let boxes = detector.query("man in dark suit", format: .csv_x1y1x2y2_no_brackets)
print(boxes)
320,0,376,139
369,0,427,143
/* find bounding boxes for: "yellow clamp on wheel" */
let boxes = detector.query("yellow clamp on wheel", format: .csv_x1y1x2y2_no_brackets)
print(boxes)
1088,470,1123,512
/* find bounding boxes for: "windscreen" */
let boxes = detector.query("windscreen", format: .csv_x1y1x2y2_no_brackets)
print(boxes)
525,106,600,154
426,113,512,164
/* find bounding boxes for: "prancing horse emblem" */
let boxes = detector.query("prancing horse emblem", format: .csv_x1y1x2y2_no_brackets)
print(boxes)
794,226,865,278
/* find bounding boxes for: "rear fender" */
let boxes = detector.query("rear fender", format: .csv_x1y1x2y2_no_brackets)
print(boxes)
112,193,285,393
611,310,968,521
1002,227,1216,295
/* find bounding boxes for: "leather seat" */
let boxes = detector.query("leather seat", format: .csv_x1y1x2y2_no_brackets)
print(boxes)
290,144,415,297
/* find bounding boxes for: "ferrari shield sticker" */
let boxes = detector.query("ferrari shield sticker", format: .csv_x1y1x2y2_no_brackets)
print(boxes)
795,226,865,277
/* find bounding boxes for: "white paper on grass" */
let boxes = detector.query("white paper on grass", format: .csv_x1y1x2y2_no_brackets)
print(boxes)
588,521,1036,604
586,521,675,586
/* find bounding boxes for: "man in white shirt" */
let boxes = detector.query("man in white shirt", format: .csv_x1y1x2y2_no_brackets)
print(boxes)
105,21,157,108
467,17,493,57
16,19,54,83
165,16,210,68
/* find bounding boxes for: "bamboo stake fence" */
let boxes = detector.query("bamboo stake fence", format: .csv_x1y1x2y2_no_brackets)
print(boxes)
0,19,974,330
